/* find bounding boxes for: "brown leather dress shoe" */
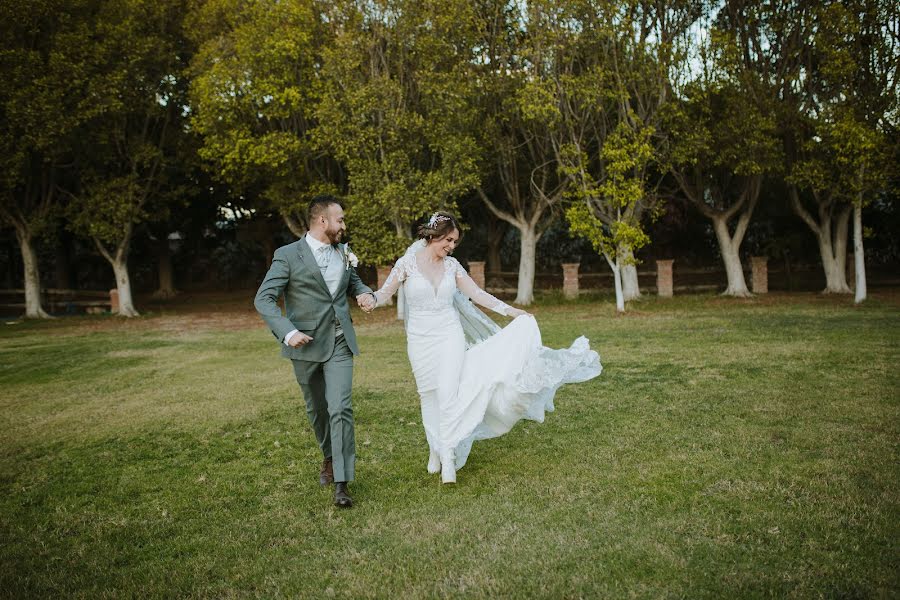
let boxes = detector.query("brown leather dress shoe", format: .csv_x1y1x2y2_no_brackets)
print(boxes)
334,482,353,508
319,457,334,486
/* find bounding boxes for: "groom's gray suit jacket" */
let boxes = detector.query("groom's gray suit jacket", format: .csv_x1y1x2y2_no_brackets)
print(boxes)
254,238,373,362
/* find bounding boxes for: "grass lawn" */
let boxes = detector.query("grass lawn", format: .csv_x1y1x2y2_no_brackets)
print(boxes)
1,291,898,598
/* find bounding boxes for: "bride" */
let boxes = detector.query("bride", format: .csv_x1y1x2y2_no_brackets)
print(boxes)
364,212,601,483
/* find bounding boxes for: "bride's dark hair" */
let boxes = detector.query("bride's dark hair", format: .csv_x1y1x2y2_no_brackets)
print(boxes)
416,211,463,243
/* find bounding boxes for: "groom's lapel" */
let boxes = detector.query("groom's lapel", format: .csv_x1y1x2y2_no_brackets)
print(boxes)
296,237,330,295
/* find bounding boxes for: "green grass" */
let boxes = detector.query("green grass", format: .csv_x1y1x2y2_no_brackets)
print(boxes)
1,292,898,598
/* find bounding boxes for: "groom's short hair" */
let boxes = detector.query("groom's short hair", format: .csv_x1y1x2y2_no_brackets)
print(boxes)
308,195,344,223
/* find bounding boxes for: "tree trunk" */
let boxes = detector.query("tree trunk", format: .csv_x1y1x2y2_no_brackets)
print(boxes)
486,219,504,275
153,237,177,299
96,236,140,317
818,206,852,294
605,253,625,313
112,256,139,317
13,223,50,318
619,244,641,301
262,237,275,268
3,240,13,288
515,225,538,305
712,216,752,297
783,249,793,291
55,229,75,290
853,202,866,304
282,213,306,238
791,189,851,294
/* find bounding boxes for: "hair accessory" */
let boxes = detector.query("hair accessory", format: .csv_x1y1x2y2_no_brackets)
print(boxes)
427,213,451,228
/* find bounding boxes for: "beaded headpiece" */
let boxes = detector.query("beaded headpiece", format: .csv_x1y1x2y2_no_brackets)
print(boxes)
427,213,451,229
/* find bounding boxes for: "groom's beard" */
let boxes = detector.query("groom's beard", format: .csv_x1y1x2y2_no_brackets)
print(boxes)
324,226,344,245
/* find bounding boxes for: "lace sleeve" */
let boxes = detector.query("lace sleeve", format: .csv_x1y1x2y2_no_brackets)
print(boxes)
451,258,511,316
373,256,407,307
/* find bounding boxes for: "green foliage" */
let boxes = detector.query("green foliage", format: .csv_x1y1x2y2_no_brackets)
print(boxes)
68,175,146,244
562,118,654,262
3,0,895,281
830,114,889,205
813,1,894,207
61,0,192,253
534,0,699,271
785,1,896,210
565,202,650,264
187,0,324,222
0,0,102,232
789,112,889,208
314,0,481,265
663,80,782,180
659,6,785,226
467,0,570,241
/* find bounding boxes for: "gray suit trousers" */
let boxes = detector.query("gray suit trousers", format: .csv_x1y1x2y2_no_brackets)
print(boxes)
292,335,356,482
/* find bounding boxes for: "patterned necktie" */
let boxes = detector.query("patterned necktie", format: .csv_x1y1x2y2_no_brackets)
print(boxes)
316,245,330,273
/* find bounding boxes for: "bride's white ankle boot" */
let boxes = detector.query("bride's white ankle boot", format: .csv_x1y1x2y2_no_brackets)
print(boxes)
440,450,456,484
427,448,440,474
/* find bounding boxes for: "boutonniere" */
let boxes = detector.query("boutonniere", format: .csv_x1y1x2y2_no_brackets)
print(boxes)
341,243,359,270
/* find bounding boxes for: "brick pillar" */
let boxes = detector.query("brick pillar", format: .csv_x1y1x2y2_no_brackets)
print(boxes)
468,261,485,289
376,266,393,305
109,288,120,313
562,263,580,299
656,260,674,297
751,256,768,294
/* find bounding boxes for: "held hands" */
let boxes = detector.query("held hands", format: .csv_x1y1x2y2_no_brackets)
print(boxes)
356,293,376,313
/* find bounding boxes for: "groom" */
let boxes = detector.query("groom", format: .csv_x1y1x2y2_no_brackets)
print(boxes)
254,195,376,508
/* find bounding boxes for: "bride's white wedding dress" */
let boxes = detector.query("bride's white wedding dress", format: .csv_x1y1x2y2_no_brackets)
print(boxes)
374,250,601,480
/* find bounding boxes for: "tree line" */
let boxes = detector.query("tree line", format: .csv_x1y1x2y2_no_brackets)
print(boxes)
1,0,897,317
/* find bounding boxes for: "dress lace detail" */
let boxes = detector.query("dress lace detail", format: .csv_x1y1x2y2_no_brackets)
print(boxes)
447,256,465,278
376,254,505,314
381,254,414,287
518,336,599,395
447,257,510,316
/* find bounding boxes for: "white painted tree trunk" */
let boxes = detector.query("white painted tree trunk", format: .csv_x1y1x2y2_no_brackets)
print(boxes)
792,190,851,294
14,224,50,319
604,253,625,312
853,203,867,304
111,257,139,317
821,252,850,294
712,216,752,297
282,213,306,238
619,244,641,301
818,207,852,294
515,226,538,305
93,229,139,317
